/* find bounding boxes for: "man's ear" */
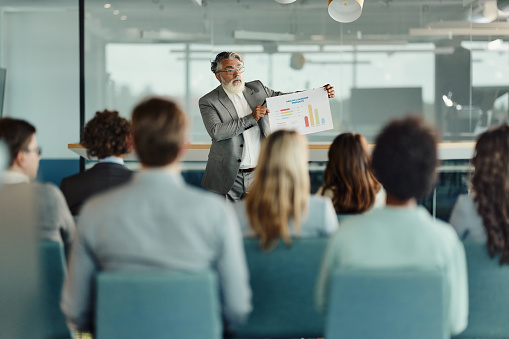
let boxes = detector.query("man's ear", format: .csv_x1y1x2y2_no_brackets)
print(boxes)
215,73,221,82
13,151,25,169
176,137,190,161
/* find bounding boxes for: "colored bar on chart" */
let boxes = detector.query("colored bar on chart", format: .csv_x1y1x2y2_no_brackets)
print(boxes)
304,116,309,127
308,105,315,126
321,118,325,124
281,108,291,112
314,109,320,126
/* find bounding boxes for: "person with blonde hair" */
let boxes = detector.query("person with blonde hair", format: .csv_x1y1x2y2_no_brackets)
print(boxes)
317,132,385,215
233,130,338,250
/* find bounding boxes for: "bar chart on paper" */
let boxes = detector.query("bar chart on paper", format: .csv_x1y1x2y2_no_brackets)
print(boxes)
267,88,333,135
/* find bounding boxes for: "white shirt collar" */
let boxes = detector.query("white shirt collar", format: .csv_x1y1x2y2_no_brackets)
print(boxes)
100,156,124,165
1,170,30,184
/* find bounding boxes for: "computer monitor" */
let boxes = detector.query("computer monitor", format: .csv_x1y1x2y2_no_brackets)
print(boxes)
0,68,6,118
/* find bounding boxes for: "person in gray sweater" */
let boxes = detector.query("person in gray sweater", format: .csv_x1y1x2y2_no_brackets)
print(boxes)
0,118,75,255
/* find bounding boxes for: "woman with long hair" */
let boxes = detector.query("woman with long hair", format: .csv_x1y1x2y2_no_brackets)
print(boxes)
317,132,384,215
233,130,338,250
450,124,509,264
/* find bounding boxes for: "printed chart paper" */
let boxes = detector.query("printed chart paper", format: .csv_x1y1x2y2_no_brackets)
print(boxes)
266,88,333,135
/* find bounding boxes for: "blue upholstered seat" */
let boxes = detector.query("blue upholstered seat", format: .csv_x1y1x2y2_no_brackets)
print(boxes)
234,238,327,338
95,270,222,339
39,240,73,339
453,241,509,339
325,268,447,339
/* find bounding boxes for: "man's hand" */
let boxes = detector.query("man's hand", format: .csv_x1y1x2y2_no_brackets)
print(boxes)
323,84,335,99
252,106,270,122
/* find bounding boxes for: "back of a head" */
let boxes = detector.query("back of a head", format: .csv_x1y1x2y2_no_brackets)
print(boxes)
0,118,36,167
247,130,309,250
323,132,379,214
131,97,188,167
82,110,132,159
471,124,509,264
372,116,438,201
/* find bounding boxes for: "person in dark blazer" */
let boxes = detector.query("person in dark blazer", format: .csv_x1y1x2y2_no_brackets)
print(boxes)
199,51,335,202
60,110,133,215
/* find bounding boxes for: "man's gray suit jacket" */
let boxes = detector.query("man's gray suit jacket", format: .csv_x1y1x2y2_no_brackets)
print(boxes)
199,80,283,195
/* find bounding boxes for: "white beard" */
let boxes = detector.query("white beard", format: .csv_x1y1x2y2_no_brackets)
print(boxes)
222,77,245,94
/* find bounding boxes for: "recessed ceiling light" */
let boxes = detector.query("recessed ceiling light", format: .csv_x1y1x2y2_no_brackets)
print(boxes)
121,15,127,20
113,10,119,15
104,4,111,9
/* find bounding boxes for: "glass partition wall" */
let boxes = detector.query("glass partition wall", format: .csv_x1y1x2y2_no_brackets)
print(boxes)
1,0,507,220
83,0,509,144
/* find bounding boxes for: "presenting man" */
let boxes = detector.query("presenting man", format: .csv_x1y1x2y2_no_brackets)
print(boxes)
199,51,335,201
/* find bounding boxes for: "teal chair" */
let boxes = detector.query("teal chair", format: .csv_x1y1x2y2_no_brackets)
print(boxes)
454,242,509,339
39,240,73,339
95,270,222,339
234,238,327,338
325,268,447,339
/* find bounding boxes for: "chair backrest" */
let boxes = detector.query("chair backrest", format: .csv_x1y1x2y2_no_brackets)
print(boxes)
234,238,327,338
95,270,222,339
325,268,447,339
39,240,73,339
453,241,509,339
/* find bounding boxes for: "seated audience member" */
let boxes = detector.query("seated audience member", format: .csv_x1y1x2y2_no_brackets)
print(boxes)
61,97,251,338
316,117,468,336
317,132,385,215
0,118,75,253
450,124,509,264
60,110,133,215
233,130,338,250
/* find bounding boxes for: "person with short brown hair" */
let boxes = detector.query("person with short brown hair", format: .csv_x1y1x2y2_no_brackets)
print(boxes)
0,117,75,254
60,110,133,215
62,97,251,338
131,98,188,166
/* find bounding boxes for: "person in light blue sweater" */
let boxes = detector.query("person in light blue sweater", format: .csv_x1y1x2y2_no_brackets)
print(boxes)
316,116,468,336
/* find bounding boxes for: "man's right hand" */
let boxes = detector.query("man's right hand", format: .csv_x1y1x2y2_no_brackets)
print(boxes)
252,106,269,122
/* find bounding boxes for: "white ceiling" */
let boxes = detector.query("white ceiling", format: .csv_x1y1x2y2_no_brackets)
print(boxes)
2,0,509,46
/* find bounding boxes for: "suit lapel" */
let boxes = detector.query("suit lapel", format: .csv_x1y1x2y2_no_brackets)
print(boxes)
243,85,256,111
217,86,238,120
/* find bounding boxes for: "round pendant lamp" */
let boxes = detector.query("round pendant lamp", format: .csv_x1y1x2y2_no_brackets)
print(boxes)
328,0,364,23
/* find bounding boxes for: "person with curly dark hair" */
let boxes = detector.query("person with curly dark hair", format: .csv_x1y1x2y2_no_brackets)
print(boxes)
316,116,468,336
450,124,509,264
317,132,385,215
60,110,133,215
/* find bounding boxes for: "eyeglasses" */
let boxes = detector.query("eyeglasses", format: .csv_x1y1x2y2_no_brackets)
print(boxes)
216,66,245,75
23,146,42,156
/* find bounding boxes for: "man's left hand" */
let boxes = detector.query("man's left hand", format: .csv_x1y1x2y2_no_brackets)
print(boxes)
323,84,335,99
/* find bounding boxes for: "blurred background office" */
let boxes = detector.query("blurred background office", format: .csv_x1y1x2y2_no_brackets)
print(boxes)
1,0,508,220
